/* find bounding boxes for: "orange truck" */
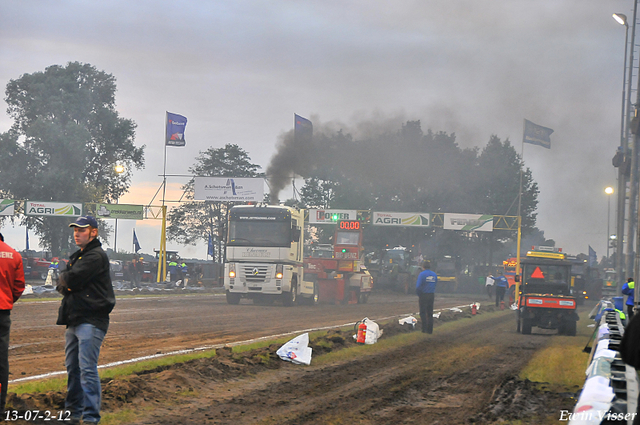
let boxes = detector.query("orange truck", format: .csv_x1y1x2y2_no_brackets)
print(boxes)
303,220,373,304
516,247,578,336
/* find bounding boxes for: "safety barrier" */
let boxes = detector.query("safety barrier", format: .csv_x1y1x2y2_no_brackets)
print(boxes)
569,301,638,424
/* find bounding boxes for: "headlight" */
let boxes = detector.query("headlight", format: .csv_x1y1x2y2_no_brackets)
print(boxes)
229,263,236,278
276,264,283,279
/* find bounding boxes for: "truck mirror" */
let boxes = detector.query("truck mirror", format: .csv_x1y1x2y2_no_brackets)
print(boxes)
515,275,520,282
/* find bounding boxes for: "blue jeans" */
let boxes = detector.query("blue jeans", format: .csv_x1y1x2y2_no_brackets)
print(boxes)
65,324,106,423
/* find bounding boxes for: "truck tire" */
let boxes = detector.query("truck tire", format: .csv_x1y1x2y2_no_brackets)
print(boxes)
521,318,532,335
226,291,241,305
310,283,319,305
562,321,577,336
358,291,369,304
283,280,297,307
516,311,521,333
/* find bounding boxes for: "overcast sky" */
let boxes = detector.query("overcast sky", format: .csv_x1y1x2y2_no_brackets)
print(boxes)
0,0,632,260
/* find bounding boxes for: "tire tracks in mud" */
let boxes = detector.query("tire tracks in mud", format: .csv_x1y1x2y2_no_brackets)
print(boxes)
135,311,560,425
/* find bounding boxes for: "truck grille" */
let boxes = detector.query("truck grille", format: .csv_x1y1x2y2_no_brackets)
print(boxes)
241,265,269,283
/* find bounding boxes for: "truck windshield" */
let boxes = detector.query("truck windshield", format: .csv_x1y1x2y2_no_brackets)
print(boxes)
228,220,291,247
523,264,570,295
335,231,360,245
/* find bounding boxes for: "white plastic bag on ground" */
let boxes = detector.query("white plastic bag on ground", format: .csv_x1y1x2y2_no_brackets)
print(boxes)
23,284,33,296
277,333,312,365
398,316,417,327
363,318,382,344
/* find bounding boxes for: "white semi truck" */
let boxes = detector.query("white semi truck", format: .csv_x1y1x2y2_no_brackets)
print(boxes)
224,205,316,306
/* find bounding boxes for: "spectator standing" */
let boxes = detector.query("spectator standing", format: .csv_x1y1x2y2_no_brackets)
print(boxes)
622,277,635,320
56,217,115,424
492,271,509,307
0,234,25,416
485,274,495,300
415,261,438,334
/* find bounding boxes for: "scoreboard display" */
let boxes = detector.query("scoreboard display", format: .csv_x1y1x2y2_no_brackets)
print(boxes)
338,220,361,230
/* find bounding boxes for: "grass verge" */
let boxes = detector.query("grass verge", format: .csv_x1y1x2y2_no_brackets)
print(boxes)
519,307,594,392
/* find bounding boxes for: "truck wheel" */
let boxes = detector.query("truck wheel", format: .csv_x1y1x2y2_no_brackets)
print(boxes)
516,311,521,333
563,321,577,336
226,291,241,305
283,281,297,307
358,292,369,304
521,318,532,335
310,283,319,305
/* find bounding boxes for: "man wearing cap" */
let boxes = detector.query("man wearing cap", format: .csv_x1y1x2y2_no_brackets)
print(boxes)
416,260,438,334
56,216,115,424
0,234,25,416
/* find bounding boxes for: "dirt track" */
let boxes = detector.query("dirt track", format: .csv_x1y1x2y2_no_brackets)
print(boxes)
8,292,577,424
9,291,480,379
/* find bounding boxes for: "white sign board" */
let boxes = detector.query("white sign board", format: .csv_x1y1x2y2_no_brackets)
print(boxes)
443,213,493,232
194,177,264,202
372,212,430,227
25,201,82,217
309,209,357,224
0,200,15,216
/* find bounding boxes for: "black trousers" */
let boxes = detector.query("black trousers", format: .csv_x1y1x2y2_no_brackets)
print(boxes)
496,286,506,307
0,312,11,415
419,293,435,334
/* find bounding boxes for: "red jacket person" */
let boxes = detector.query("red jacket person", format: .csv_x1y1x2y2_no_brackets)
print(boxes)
0,234,25,415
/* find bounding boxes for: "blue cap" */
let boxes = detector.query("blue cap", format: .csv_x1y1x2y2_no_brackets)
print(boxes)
69,216,98,228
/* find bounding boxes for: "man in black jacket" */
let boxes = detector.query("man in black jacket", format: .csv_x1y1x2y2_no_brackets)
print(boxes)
57,216,115,424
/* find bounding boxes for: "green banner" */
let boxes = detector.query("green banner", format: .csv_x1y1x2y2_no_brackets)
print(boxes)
0,199,15,216
90,203,144,220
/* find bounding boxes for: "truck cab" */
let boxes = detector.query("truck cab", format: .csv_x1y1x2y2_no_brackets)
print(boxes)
516,248,578,336
224,205,315,306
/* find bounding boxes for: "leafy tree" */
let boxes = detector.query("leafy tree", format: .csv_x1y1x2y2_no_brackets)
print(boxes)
296,120,539,275
166,144,262,262
0,62,144,256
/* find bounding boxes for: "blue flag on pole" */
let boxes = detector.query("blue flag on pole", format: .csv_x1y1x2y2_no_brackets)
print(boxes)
294,114,313,144
166,112,187,147
207,233,214,257
588,245,597,267
133,229,141,253
25,228,29,251
523,119,553,149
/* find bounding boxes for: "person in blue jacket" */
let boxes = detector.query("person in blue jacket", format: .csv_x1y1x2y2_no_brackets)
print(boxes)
492,270,509,307
416,260,438,334
622,277,635,320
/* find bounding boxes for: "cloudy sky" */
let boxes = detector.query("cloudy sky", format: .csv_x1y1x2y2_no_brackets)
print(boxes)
0,0,632,259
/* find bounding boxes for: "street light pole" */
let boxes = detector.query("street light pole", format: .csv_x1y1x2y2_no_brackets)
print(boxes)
606,187,614,258
114,163,125,253
613,10,636,290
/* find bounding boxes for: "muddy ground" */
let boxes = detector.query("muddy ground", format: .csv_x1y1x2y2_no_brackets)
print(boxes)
7,302,578,424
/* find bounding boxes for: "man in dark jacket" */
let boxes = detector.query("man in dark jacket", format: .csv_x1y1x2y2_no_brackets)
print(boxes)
492,271,509,307
416,261,438,334
57,216,115,424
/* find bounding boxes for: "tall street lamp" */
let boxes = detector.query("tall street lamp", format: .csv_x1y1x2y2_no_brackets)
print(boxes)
114,163,126,252
613,11,634,289
606,186,614,259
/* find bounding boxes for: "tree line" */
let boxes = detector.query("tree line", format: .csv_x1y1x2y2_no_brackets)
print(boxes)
0,62,543,271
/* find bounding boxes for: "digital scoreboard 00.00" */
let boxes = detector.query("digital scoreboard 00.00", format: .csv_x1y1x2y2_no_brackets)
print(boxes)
339,220,360,230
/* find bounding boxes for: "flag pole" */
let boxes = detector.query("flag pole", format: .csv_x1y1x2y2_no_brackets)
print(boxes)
158,112,168,282
515,120,525,304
